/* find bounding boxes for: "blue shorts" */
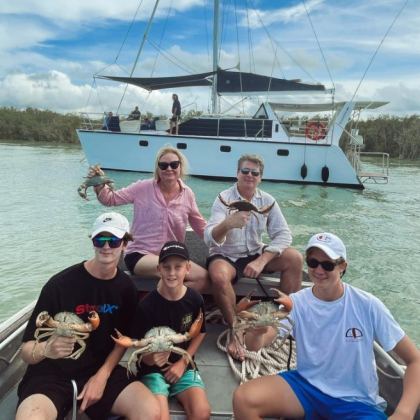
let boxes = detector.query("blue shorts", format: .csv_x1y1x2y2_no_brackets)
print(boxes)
279,370,387,420
140,369,205,397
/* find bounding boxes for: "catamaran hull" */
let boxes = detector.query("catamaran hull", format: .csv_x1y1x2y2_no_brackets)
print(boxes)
77,130,363,189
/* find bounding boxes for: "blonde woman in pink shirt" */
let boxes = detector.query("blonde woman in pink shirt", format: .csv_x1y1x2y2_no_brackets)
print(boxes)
92,146,209,292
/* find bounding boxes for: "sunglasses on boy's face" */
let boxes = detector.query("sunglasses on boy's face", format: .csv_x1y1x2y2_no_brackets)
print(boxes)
240,168,260,177
158,160,180,170
92,235,124,248
306,257,339,272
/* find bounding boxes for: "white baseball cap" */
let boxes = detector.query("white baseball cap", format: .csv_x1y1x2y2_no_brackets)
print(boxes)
305,232,346,260
91,212,130,239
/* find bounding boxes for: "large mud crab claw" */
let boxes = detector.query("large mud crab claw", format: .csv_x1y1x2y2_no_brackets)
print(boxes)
236,290,261,313
184,310,204,340
111,329,150,348
78,164,115,200
270,288,293,313
86,311,101,331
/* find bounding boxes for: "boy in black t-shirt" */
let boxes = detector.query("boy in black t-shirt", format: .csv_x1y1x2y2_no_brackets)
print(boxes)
16,212,159,420
132,241,211,419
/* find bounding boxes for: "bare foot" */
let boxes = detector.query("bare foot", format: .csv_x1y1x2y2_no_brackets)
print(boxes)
227,331,245,361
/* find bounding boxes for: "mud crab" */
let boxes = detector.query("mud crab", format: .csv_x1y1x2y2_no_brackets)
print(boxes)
78,164,115,200
218,194,275,216
34,311,100,359
112,310,203,376
234,288,293,333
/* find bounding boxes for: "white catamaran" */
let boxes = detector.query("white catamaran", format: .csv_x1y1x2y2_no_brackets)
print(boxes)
77,0,390,189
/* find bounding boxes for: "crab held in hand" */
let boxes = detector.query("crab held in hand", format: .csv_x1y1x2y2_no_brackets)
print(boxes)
234,288,292,333
112,310,203,376
78,164,115,200
34,311,100,359
218,194,275,217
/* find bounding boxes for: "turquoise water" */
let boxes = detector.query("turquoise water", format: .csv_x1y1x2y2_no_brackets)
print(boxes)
1,142,419,345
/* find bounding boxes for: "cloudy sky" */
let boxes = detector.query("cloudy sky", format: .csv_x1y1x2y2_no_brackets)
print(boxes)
0,0,419,118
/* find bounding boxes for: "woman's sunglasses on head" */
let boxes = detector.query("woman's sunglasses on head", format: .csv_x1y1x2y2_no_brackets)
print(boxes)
240,168,260,177
92,235,124,248
158,160,180,170
306,258,339,272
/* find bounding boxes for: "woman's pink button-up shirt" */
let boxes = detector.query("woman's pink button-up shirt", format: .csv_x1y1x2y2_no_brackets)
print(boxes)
97,178,206,256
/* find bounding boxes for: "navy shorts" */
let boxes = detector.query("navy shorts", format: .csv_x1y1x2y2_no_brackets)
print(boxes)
17,365,135,420
124,252,146,274
206,254,261,283
279,370,387,420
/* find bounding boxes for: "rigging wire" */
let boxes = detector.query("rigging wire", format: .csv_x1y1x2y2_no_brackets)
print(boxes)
248,0,325,85
350,0,409,103
116,0,161,113
114,0,145,64
245,0,256,74
302,0,335,92
301,0,335,165
149,0,173,78
204,0,211,62
147,39,197,74
233,0,245,115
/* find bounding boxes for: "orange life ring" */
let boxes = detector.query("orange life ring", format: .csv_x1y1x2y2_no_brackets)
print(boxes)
305,121,326,141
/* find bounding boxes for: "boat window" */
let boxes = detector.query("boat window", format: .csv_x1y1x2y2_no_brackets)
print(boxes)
275,124,279,132
139,140,148,146
220,146,231,152
177,143,187,149
277,149,289,156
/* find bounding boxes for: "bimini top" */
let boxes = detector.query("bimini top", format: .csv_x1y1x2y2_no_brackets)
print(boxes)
97,69,326,94
269,101,389,112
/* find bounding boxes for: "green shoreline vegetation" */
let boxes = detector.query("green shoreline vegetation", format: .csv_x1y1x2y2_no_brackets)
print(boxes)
0,107,419,159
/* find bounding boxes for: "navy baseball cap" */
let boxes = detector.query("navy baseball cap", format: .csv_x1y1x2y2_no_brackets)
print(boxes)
158,241,190,263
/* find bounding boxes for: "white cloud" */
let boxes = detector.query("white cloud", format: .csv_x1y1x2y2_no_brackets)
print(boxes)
0,0,419,116
1,71,90,113
0,0,203,23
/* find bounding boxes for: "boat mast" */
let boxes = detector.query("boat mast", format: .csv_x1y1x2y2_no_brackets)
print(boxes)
130,0,160,78
211,0,220,114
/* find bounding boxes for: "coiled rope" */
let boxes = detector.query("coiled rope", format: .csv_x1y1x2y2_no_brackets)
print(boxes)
216,326,296,384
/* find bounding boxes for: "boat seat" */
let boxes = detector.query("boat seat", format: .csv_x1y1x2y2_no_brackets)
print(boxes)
120,120,141,133
121,231,311,297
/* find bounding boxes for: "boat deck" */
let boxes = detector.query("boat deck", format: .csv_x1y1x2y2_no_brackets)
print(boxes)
358,171,389,183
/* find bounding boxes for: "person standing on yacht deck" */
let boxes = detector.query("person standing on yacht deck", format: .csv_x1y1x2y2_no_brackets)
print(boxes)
170,93,181,135
90,146,209,292
233,232,420,420
16,212,160,420
204,154,302,360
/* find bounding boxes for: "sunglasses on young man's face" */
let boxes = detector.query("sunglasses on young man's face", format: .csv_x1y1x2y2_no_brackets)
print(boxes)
306,257,339,272
158,160,180,170
240,168,260,177
92,235,124,248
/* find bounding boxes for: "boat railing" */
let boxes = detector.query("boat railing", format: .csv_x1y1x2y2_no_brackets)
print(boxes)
357,152,390,183
346,129,389,184
79,112,103,130
280,117,330,139
79,112,144,133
